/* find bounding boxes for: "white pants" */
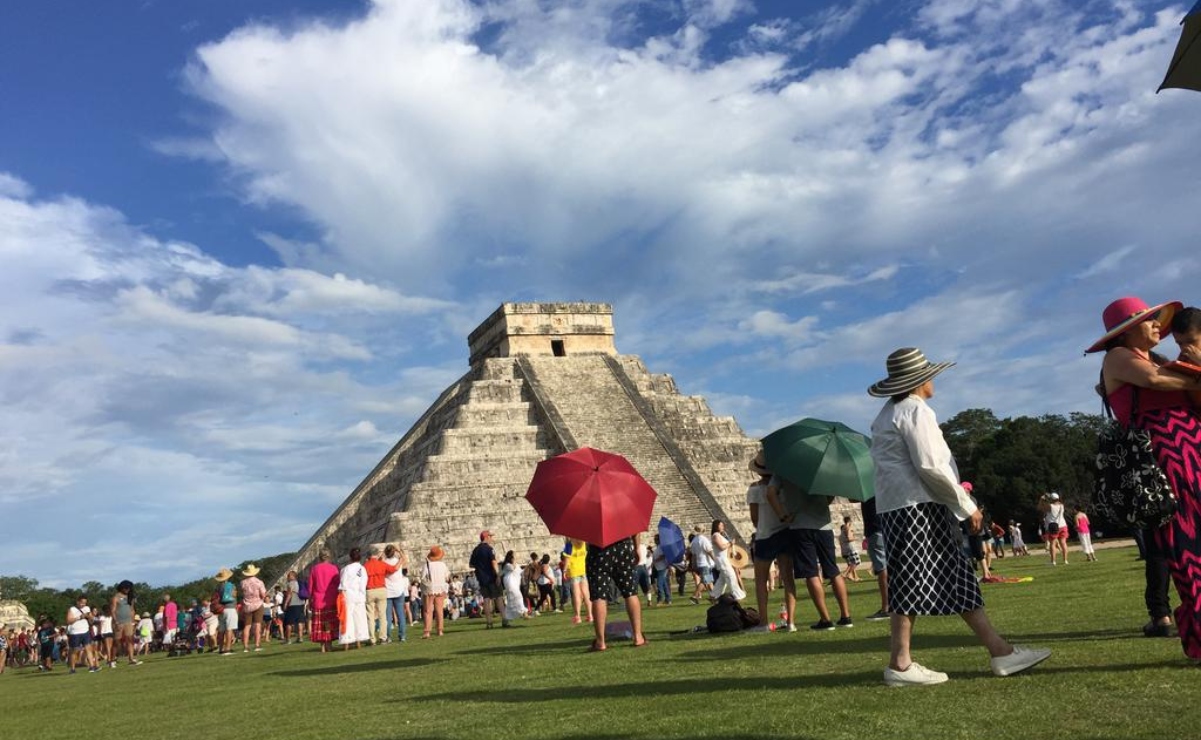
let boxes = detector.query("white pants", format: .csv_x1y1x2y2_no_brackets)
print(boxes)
713,560,746,601
340,601,370,644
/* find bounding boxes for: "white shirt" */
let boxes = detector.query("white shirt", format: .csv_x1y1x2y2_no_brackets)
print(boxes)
690,534,715,570
870,396,977,519
67,606,91,636
1044,502,1067,527
383,556,408,598
747,481,786,539
339,562,368,604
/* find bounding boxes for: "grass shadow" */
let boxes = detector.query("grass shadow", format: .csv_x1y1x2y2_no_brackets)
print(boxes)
408,672,879,705
270,657,442,677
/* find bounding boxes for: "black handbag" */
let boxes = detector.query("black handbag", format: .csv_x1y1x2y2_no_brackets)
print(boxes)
1093,379,1177,528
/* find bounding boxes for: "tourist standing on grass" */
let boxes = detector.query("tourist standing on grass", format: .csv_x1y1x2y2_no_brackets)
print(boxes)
240,564,268,653
869,347,1050,686
747,453,796,631
65,594,98,674
1038,493,1070,566
383,545,409,642
585,535,648,651
97,605,115,663
1091,297,1201,660
339,548,370,649
651,535,673,607
421,546,450,638
307,549,340,653
502,551,528,624
162,594,178,646
364,546,398,644
563,539,593,624
861,497,890,622
110,580,140,666
839,516,862,582
689,527,715,604
710,520,746,602
535,554,558,613
1072,506,1097,562
213,568,239,655
1008,521,1028,557
774,475,853,631
283,571,306,644
470,531,503,629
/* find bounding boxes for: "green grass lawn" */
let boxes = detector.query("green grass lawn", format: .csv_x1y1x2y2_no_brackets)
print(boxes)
6,546,1199,740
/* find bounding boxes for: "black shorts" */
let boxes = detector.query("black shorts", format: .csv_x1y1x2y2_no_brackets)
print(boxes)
585,538,638,599
478,581,502,599
283,605,306,626
68,633,91,649
790,529,839,580
752,530,791,563
968,535,986,561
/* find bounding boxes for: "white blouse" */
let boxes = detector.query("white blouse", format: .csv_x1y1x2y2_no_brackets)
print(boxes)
869,395,978,519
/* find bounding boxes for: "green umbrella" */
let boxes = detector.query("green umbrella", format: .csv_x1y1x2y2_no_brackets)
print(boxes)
761,418,875,501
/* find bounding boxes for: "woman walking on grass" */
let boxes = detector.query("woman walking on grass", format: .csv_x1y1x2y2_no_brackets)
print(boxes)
839,516,862,582
869,347,1049,687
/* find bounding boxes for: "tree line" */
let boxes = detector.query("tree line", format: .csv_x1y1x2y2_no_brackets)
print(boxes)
940,408,1116,534
0,551,296,625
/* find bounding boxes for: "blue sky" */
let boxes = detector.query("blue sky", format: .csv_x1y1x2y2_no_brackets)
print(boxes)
2,0,1199,587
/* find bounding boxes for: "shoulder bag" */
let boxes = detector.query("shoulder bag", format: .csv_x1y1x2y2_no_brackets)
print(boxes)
1093,377,1177,528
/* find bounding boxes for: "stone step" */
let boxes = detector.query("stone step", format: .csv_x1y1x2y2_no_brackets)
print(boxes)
465,379,526,404
421,452,549,483
451,402,539,428
437,427,551,455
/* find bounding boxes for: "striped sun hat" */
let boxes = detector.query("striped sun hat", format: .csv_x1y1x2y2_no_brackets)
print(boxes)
867,347,956,398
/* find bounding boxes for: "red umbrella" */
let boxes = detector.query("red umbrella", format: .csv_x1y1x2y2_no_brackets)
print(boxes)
525,447,657,548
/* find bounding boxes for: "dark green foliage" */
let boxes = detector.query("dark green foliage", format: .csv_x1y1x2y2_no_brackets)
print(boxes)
942,409,1114,531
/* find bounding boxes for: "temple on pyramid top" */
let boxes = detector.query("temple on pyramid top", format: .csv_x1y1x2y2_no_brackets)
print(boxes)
467,302,617,364
283,302,859,578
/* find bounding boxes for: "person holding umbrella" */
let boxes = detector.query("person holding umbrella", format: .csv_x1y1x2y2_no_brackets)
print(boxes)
586,534,648,651
868,347,1050,686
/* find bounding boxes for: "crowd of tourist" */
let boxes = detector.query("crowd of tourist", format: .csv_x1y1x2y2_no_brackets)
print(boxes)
5,296,1198,687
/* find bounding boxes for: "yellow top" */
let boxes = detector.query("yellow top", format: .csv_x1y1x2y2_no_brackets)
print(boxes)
564,540,587,579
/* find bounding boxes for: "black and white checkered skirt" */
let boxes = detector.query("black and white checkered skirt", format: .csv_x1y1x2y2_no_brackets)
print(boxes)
878,502,983,616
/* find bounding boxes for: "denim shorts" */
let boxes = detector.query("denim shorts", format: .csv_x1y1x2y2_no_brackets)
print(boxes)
695,566,714,585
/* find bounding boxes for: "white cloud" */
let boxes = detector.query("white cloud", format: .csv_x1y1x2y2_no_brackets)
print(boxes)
0,182,461,584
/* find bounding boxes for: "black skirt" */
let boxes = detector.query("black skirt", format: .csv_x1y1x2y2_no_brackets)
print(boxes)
879,502,983,616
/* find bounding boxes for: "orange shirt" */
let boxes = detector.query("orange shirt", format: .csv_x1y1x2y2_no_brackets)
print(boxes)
364,558,398,590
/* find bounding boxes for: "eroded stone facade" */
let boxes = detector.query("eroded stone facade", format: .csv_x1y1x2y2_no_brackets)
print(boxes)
284,303,861,578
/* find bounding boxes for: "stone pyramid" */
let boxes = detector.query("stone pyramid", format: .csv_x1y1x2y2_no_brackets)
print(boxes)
285,302,849,576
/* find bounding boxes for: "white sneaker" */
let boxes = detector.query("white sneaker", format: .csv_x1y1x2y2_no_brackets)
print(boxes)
991,645,1051,677
883,662,949,687
787,623,797,633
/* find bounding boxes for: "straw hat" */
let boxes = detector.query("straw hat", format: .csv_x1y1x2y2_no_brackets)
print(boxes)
748,452,770,477
241,564,261,577
868,347,955,398
428,545,445,561
1085,297,1182,354
214,568,234,582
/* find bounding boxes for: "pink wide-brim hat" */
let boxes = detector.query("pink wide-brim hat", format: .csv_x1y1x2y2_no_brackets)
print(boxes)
1084,297,1182,354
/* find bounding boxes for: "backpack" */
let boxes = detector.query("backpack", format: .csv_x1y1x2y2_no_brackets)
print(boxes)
210,592,225,615
706,594,758,633
297,581,310,601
